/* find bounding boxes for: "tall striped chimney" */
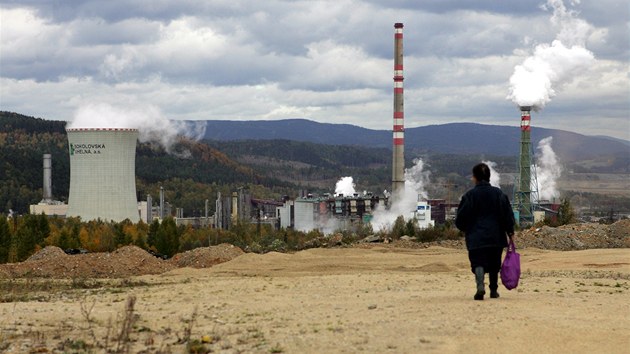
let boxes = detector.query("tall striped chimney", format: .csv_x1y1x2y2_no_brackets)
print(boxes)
517,106,533,222
392,22,405,197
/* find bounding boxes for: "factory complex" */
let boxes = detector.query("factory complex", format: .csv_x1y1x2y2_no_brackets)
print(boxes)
29,22,556,232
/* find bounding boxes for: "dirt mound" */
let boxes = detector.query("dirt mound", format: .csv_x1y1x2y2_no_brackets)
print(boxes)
0,245,177,279
609,219,630,244
0,221,627,279
25,246,68,262
517,221,629,250
169,243,244,268
358,220,629,252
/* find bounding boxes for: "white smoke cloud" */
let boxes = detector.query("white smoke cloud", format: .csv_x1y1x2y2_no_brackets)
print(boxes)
535,136,562,201
371,158,430,231
67,102,207,152
335,176,356,197
482,160,501,188
317,216,341,235
507,0,595,110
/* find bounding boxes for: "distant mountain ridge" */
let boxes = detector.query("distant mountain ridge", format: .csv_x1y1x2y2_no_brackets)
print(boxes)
203,119,629,162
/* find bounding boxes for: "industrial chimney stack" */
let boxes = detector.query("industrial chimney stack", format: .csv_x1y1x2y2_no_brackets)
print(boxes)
392,22,405,197
517,106,533,222
42,154,53,203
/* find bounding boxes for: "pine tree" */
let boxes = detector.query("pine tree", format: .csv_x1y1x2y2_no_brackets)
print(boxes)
558,198,575,225
155,217,179,257
147,219,160,249
392,215,406,239
0,216,11,263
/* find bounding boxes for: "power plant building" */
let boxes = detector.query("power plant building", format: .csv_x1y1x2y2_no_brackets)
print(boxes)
65,128,140,222
276,194,388,232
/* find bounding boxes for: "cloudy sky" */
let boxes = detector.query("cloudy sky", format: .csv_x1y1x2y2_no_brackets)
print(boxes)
1,0,628,140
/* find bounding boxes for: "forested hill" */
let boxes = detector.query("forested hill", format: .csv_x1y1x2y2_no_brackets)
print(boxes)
0,112,275,215
1,112,499,215
2,111,628,215
202,119,629,161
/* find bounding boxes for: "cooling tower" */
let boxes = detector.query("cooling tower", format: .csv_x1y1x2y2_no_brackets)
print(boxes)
66,128,140,222
392,22,405,197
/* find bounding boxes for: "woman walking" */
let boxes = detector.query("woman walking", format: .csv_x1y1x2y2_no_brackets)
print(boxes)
455,163,515,300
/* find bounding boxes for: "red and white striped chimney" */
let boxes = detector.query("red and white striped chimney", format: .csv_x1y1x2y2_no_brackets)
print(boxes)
392,22,405,196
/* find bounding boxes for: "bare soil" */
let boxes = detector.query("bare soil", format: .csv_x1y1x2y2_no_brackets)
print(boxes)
1,223,629,353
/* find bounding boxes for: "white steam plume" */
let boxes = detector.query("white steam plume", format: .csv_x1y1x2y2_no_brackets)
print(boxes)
371,158,430,231
482,160,501,188
306,177,353,235
507,0,595,110
535,136,562,201
67,102,207,153
335,176,356,196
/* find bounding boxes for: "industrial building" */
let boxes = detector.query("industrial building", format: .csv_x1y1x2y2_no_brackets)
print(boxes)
414,200,435,229
66,128,140,222
276,193,387,232
28,23,436,233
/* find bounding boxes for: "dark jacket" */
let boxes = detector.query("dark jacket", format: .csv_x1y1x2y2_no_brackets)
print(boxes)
455,181,515,250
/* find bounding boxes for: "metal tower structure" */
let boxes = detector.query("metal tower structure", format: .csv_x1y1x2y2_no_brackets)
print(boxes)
514,106,540,225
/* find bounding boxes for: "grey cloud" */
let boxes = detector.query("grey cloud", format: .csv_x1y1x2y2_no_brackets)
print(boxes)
68,18,161,46
0,0,627,140
363,0,543,15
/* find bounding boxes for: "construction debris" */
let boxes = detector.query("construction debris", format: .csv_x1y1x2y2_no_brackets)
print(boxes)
169,243,244,268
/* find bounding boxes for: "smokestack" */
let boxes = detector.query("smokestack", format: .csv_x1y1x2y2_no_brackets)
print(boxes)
392,22,405,197
215,191,222,229
231,191,238,221
42,154,52,202
517,106,533,222
146,194,152,223
160,186,165,219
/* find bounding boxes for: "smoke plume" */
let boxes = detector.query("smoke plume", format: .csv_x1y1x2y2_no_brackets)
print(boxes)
482,160,502,188
335,177,356,197
371,158,430,231
67,102,207,153
507,0,594,110
535,136,562,201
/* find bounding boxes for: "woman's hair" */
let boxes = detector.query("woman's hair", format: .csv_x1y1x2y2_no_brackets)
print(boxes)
472,163,491,182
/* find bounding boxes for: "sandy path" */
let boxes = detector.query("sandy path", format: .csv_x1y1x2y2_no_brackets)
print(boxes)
1,246,629,353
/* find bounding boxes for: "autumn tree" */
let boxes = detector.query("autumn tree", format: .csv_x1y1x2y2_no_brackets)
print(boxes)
114,219,133,248
129,221,148,248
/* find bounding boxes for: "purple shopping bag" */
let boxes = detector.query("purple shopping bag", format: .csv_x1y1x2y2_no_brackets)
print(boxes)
500,238,521,290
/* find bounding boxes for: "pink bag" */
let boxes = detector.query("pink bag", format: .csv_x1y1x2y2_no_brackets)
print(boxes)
500,238,520,290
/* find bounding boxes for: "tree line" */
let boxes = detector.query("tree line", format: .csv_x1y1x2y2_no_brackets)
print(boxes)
0,214,331,264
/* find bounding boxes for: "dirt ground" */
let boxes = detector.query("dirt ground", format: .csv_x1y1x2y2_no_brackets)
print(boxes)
1,245,629,353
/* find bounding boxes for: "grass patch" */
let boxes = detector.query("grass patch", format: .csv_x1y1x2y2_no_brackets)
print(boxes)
0,277,160,303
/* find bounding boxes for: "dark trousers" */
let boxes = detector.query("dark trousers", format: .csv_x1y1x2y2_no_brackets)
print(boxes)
469,247,503,290
468,246,503,273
